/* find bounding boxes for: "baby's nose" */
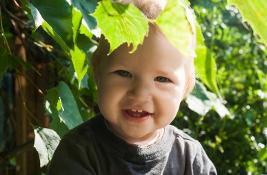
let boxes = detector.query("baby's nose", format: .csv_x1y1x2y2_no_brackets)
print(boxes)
127,79,152,101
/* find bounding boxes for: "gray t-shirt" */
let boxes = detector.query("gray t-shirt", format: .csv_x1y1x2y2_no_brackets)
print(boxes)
48,115,217,175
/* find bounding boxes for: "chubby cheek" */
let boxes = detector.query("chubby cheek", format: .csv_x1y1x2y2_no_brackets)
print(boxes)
97,76,128,115
156,86,184,124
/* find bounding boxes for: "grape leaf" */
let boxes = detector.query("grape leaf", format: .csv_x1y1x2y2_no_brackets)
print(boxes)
228,0,267,46
57,81,83,129
31,0,74,48
156,0,195,57
93,0,149,53
34,127,60,167
186,81,229,118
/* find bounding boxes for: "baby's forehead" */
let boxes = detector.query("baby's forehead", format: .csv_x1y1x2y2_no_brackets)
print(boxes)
93,25,191,72
109,26,185,60
105,38,186,74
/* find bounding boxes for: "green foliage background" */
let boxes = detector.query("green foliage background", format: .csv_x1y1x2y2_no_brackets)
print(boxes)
174,0,267,174
0,0,266,174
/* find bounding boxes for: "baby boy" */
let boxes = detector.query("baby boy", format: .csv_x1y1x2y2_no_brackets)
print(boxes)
48,0,217,174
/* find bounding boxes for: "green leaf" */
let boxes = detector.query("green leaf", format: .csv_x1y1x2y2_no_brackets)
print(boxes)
72,8,83,43
31,0,74,48
57,81,83,129
34,127,61,167
93,0,149,53
28,3,70,52
28,3,43,30
80,24,93,39
70,0,98,35
45,88,69,137
70,45,89,83
45,82,83,131
195,23,219,94
156,0,195,57
258,147,267,161
42,21,70,52
228,0,267,46
186,81,229,117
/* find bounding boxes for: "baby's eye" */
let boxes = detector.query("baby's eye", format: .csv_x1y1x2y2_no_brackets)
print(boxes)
113,70,132,78
154,76,172,83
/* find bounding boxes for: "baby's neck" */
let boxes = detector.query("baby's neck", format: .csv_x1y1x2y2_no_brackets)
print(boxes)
104,120,165,147
133,128,165,147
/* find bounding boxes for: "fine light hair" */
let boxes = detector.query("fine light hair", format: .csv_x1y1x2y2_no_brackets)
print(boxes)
91,0,196,98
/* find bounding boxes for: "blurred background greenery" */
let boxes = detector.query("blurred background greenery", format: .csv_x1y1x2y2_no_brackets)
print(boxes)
174,0,267,174
0,0,266,174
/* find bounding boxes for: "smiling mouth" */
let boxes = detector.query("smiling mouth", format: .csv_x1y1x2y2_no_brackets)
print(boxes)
123,109,153,118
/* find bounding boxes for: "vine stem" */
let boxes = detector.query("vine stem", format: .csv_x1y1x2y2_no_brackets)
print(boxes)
0,7,12,54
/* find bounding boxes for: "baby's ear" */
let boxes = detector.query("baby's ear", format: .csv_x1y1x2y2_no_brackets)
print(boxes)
183,61,196,98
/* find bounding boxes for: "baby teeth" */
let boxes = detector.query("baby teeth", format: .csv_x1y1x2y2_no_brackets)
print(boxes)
131,109,143,113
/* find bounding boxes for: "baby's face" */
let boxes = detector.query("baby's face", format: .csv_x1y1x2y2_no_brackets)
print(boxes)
96,28,188,144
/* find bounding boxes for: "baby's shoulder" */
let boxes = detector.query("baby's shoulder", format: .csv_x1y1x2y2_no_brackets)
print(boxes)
167,125,197,142
61,116,101,146
166,125,204,154
166,125,217,174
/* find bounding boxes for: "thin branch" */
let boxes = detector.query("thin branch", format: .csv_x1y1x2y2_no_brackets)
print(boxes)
1,1,29,27
0,7,12,54
12,0,21,9
16,76,43,127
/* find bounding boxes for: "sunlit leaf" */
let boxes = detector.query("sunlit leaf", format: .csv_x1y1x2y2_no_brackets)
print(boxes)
93,0,149,53
72,8,83,43
80,23,93,39
258,147,267,161
156,0,195,57
195,23,219,94
70,45,88,83
228,0,267,46
28,3,70,52
34,127,61,167
186,81,229,117
28,3,43,29
42,21,70,52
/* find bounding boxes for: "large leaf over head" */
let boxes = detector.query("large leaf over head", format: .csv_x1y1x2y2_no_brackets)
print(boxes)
93,0,149,53
155,0,195,57
228,0,267,46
